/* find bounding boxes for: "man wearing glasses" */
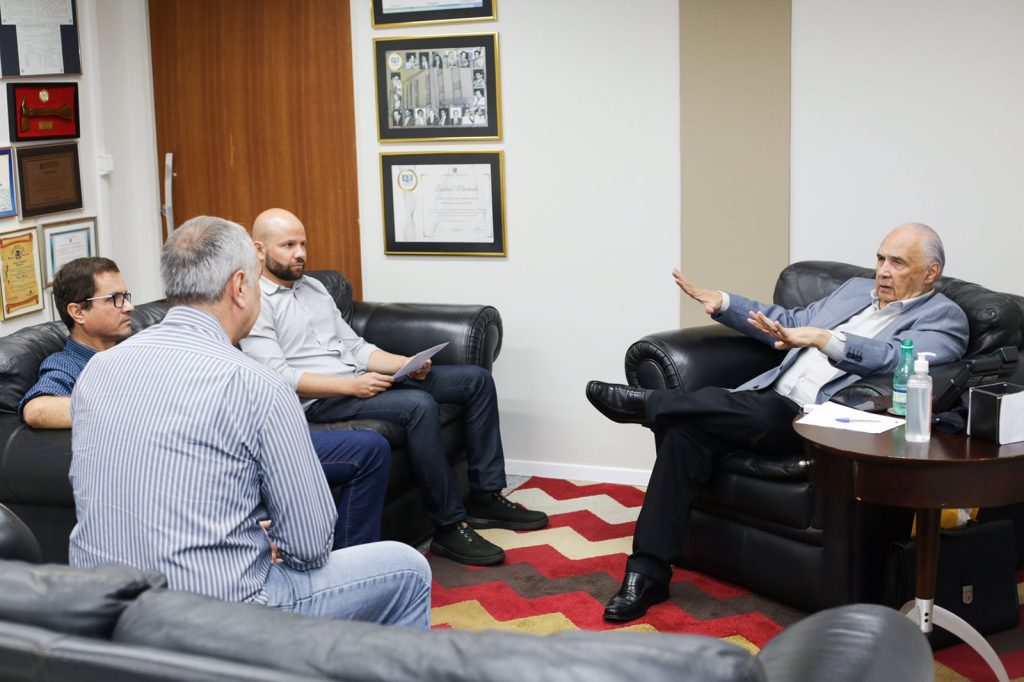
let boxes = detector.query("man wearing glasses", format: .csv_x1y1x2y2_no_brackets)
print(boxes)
19,257,133,428
19,256,393,550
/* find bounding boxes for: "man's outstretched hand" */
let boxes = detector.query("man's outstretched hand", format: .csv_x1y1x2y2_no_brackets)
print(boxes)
747,311,830,350
672,269,723,315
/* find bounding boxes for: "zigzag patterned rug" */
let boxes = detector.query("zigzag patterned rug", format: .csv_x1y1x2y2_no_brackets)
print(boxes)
428,476,1024,682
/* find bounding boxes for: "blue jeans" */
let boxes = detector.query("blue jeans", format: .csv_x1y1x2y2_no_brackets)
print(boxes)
309,430,390,549
264,541,431,629
305,365,507,527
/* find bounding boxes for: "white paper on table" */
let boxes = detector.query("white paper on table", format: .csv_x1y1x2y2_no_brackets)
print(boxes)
796,400,904,434
393,342,449,381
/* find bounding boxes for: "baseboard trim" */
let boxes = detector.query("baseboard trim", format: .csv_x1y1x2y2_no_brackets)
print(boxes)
504,459,652,486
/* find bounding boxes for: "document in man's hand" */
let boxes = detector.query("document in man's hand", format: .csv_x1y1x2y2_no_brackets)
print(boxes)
393,342,450,380
797,400,904,434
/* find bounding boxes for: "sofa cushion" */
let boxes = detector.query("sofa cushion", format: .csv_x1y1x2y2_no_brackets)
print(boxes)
0,560,166,638
0,620,305,682
307,270,355,324
114,589,767,682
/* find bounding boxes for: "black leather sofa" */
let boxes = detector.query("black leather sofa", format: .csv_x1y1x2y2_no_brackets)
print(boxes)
0,503,934,682
624,260,1024,612
0,270,502,563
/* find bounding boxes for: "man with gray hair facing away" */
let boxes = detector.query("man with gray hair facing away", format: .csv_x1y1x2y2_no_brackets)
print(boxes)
69,216,431,628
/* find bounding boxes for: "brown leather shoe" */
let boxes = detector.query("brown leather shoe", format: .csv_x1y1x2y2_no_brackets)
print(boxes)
586,381,652,425
603,571,670,621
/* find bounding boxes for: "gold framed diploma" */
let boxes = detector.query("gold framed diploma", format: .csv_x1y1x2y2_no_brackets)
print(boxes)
372,0,496,28
380,151,506,256
16,142,83,218
40,216,96,285
0,225,44,319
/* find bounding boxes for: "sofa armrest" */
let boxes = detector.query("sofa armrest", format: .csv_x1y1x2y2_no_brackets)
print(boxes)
0,416,73,506
352,302,503,371
625,325,784,392
758,604,932,682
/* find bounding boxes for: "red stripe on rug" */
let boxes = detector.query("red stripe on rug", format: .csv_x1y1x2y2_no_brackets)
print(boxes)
545,509,637,542
432,579,784,645
515,476,647,507
935,647,1024,681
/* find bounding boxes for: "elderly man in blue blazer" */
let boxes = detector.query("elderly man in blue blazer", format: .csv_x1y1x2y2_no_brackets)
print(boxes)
586,223,970,621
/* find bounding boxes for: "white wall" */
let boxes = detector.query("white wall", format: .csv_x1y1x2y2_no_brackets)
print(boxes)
791,0,1024,294
350,0,682,483
0,0,161,335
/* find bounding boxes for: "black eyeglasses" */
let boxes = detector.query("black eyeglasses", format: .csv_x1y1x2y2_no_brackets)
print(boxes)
79,291,132,309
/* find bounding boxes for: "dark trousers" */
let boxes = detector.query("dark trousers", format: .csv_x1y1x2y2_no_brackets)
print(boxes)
305,365,507,527
309,430,391,549
627,387,803,583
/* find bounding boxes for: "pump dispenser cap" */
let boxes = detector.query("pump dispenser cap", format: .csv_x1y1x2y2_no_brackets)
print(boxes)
914,351,936,374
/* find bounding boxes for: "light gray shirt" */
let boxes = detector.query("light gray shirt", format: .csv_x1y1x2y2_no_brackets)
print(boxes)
241,276,380,405
69,306,336,604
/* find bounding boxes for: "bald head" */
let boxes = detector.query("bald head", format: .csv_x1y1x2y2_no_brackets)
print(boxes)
252,208,303,244
252,208,307,287
874,222,945,307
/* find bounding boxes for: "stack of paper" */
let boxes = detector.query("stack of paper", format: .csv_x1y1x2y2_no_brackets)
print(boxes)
797,400,904,434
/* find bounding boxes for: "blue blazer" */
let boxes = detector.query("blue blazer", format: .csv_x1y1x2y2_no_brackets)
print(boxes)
711,278,970,403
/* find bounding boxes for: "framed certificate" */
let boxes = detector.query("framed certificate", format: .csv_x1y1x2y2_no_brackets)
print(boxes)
0,224,45,320
7,82,80,142
40,216,96,285
375,33,501,142
0,147,17,218
372,0,496,28
16,142,83,218
380,151,506,256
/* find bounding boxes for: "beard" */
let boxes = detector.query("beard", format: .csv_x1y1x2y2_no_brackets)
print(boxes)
266,253,305,282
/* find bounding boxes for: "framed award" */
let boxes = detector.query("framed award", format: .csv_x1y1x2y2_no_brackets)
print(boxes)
375,33,501,142
40,216,97,285
372,0,496,28
380,150,506,256
16,142,83,218
0,225,45,319
0,148,17,218
7,82,80,142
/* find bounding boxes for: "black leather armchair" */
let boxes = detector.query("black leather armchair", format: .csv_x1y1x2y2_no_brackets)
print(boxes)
624,261,1024,611
0,271,502,562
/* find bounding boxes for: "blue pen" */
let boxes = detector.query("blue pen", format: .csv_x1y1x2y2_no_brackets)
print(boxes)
835,417,882,423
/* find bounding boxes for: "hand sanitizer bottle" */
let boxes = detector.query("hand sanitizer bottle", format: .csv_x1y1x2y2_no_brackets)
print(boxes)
892,339,914,416
906,352,936,443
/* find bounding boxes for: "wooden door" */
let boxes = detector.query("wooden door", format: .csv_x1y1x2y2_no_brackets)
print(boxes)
149,0,362,297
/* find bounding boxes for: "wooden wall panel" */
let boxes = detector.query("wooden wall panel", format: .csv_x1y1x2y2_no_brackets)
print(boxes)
149,0,362,297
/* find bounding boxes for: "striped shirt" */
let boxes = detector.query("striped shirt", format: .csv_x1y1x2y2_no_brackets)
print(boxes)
18,337,95,418
69,306,336,604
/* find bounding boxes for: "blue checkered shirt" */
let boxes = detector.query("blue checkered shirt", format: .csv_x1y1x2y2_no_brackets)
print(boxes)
18,337,95,419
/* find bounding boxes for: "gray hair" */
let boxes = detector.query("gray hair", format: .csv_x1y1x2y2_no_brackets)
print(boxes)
905,222,946,273
161,216,261,306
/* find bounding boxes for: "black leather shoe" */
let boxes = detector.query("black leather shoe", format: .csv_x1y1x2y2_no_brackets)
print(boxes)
586,381,652,425
603,572,670,622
